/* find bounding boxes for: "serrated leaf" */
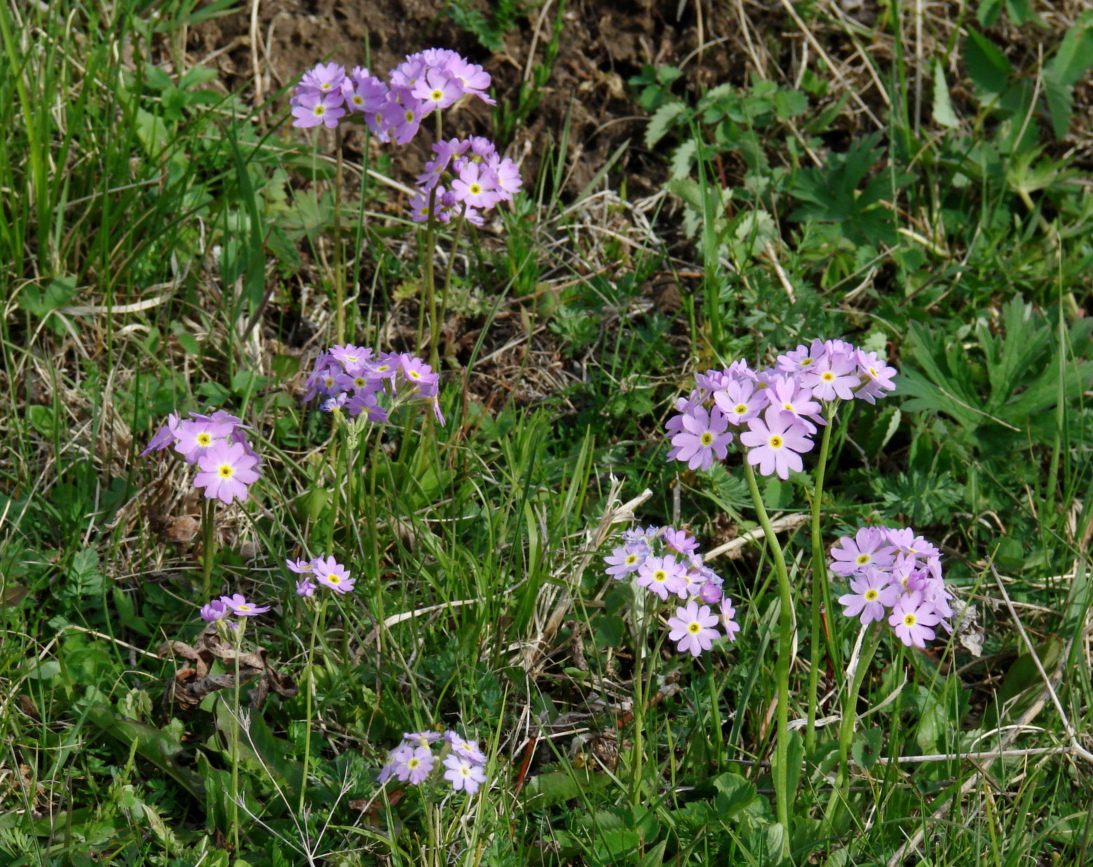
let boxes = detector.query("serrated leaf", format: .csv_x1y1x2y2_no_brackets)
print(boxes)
932,58,959,128
670,139,697,180
965,29,1012,96
645,101,687,148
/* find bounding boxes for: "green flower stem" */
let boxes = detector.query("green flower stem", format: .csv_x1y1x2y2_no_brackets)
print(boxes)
742,460,794,853
628,581,647,809
201,497,215,600
805,404,838,753
333,126,346,344
298,595,327,816
825,623,882,826
433,208,467,369
229,617,247,854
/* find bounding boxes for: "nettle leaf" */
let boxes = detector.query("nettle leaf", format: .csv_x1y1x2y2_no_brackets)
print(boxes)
670,139,697,180
932,58,960,128
964,29,1012,98
1043,11,1093,137
644,101,688,148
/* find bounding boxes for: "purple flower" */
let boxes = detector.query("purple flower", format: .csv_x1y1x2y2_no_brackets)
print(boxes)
313,556,354,594
712,378,764,426
719,597,741,641
141,413,181,456
662,528,699,556
173,418,232,464
667,601,721,656
193,441,261,505
854,349,897,403
291,90,346,129
888,592,942,649
829,528,897,576
200,599,229,622
219,593,270,617
296,578,316,597
411,68,461,111
776,339,826,375
669,405,733,471
404,730,443,748
739,405,814,480
451,162,502,209
636,554,688,601
444,730,488,765
838,568,900,625
443,754,487,794
802,352,860,402
604,543,647,579
299,62,346,97
378,744,412,783
393,745,434,785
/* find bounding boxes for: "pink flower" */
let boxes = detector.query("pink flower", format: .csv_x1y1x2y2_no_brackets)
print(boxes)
667,601,721,656
802,352,860,402
604,543,647,579
739,406,814,480
393,745,434,785
443,754,487,794
636,554,688,600
193,441,260,504
451,162,502,209
291,90,346,129
888,592,942,649
219,593,270,617
200,599,229,621
174,418,232,464
313,556,354,594
719,597,741,641
669,406,733,471
838,568,900,625
829,527,897,576
713,378,764,426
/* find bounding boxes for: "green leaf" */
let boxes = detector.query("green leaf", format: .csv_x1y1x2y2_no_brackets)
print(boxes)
851,728,884,770
645,101,687,148
932,58,959,128
964,29,1012,96
25,405,60,439
67,548,103,597
1044,10,1093,86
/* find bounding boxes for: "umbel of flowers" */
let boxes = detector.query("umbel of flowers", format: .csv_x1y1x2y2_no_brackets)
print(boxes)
604,525,740,657
290,52,522,225
142,410,262,504
665,338,897,478
832,526,952,648
301,345,446,425
378,730,489,795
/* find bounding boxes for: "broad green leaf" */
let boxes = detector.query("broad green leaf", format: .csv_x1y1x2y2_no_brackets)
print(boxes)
964,29,1012,96
932,58,959,128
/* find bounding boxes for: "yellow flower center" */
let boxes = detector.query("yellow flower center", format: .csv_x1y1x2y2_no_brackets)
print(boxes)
218,464,234,479
856,553,871,565
864,589,878,601
469,183,482,195
313,105,326,117
903,613,916,626
197,433,212,446
688,622,701,634
431,89,444,101
653,570,667,583
734,403,747,415
769,435,784,449
821,372,835,382
700,432,714,446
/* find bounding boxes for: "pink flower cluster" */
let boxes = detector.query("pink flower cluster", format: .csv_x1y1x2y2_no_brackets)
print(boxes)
377,729,488,795
286,555,354,596
604,525,740,657
301,345,445,425
200,593,270,621
410,136,522,227
665,339,897,479
142,410,262,505
290,50,493,141
833,526,952,649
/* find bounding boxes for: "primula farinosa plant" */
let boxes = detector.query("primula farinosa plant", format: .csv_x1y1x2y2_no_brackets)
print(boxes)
300,345,445,426
289,51,522,363
604,525,740,657
378,730,489,796
661,337,900,851
142,409,262,596
832,526,951,649
664,338,896,477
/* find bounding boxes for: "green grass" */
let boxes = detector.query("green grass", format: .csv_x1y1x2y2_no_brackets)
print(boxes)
2,0,1093,865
